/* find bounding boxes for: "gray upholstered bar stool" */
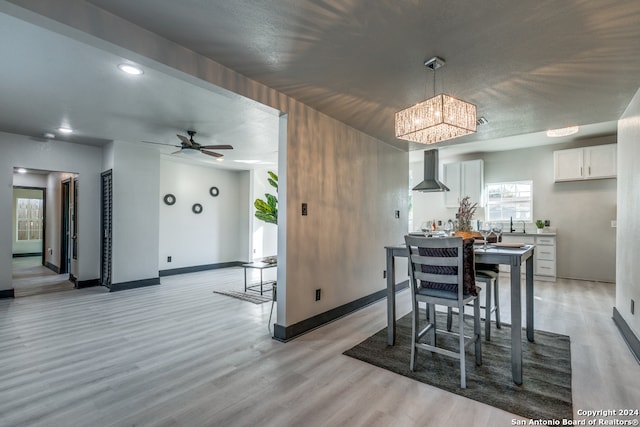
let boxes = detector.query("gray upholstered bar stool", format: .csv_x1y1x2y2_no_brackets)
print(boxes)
475,269,501,340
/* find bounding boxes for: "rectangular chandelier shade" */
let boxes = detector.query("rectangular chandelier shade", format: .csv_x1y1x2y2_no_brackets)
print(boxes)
395,94,477,144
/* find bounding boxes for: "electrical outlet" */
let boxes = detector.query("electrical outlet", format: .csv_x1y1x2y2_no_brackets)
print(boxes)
167,256,172,262
395,210,400,219
302,203,308,216
315,289,321,301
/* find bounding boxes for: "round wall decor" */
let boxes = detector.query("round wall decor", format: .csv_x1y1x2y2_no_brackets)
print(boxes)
192,203,203,214
209,186,220,197
163,194,176,205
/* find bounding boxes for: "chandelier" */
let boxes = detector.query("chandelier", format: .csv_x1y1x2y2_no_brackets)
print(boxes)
395,57,476,144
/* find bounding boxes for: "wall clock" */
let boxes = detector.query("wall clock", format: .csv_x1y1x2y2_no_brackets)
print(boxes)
163,194,176,205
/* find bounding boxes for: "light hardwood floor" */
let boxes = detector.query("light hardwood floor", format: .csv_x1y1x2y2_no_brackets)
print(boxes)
0,268,638,427
12,256,74,297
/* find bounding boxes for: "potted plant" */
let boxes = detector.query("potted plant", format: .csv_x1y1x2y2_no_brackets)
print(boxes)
254,171,278,225
454,196,479,239
535,220,545,233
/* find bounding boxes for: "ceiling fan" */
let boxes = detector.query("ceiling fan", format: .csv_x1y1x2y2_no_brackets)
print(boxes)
143,130,233,158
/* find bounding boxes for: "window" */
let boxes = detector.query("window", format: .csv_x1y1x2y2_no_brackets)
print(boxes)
485,181,532,222
16,198,43,241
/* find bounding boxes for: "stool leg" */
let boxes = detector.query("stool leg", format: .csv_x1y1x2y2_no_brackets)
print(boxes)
494,276,501,328
485,278,492,341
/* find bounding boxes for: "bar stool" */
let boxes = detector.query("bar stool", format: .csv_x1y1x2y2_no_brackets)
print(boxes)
447,270,501,340
475,269,501,340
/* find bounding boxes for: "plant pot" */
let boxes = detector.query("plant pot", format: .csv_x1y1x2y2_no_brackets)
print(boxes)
537,228,544,234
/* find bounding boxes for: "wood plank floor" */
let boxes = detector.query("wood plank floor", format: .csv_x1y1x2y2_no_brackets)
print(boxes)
0,268,638,427
12,256,74,297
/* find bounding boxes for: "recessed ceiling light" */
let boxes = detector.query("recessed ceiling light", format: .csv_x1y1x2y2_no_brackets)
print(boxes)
546,126,579,138
16,168,27,174
58,127,73,133
233,160,261,164
216,158,224,162
118,63,144,75
44,132,55,139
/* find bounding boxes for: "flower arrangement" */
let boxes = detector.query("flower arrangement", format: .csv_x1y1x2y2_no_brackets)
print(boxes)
456,196,477,232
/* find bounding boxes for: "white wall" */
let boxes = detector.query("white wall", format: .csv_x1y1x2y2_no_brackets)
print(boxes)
0,131,102,291
158,157,250,270
110,142,160,284
617,87,640,341
411,136,617,282
13,172,46,187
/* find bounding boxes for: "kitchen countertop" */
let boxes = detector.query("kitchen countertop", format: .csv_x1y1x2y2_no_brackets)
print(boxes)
503,231,557,236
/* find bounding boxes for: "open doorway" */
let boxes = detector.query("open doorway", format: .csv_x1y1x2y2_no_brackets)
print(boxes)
12,167,78,297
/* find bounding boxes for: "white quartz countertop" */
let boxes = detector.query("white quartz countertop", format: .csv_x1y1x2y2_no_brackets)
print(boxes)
503,231,557,236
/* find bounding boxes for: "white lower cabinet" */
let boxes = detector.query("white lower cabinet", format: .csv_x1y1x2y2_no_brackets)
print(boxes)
499,234,557,281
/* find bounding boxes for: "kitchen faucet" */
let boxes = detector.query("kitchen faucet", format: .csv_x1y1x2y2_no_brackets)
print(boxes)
521,221,526,233
509,217,515,233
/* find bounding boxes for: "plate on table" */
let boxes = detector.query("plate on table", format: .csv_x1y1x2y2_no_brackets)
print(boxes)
493,242,526,248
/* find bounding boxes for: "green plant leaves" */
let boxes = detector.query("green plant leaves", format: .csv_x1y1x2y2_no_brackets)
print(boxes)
254,171,279,225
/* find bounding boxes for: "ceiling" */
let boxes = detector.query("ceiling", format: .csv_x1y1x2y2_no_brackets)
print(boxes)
2,0,640,166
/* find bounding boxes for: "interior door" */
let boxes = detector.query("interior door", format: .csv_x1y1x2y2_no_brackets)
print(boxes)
100,170,113,288
60,179,70,274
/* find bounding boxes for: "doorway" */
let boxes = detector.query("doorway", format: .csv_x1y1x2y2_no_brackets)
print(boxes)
12,169,78,297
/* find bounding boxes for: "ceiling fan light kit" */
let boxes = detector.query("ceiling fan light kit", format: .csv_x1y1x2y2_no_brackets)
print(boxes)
395,57,476,145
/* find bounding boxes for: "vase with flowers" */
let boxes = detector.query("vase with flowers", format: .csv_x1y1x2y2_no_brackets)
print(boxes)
454,196,479,239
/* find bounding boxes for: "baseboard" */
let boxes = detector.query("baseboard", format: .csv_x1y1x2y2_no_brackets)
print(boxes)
0,289,15,299
109,277,160,292
44,261,60,274
76,279,100,289
272,279,410,342
613,307,640,364
159,261,244,277
12,252,42,258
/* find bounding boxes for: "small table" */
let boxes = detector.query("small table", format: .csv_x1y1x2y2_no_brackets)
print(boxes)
242,262,277,295
385,243,535,385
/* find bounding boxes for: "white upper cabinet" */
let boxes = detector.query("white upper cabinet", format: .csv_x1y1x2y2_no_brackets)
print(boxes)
443,159,484,207
553,144,616,182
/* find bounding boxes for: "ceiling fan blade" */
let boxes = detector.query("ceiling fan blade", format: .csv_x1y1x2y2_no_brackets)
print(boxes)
171,149,183,155
200,144,233,150
142,140,181,148
201,150,223,158
177,134,192,147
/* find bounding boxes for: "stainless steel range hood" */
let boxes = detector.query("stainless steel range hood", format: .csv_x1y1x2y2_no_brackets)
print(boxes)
412,149,450,192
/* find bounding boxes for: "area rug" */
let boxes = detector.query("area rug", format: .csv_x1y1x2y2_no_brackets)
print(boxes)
213,290,272,304
343,311,572,420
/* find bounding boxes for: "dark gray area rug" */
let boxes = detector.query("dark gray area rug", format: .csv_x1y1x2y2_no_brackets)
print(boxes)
343,311,572,420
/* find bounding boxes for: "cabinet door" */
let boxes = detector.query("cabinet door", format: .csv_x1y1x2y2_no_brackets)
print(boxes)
554,148,583,181
585,144,616,179
461,159,484,206
443,162,461,207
